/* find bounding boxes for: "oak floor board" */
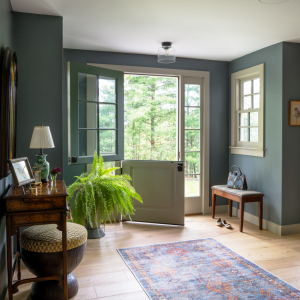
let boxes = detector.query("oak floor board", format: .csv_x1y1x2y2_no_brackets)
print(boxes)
9,213,300,300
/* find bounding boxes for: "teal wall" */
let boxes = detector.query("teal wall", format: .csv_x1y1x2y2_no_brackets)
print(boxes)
282,42,300,226
13,12,63,177
63,49,230,207
229,43,284,225
0,0,13,298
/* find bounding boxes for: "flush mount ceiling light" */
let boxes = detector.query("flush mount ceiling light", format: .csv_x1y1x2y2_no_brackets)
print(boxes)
259,0,289,4
158,42,176,64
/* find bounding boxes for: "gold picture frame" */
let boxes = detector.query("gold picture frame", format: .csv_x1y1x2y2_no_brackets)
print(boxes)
289,100,300,126
8,157,35,187
33,171,42,185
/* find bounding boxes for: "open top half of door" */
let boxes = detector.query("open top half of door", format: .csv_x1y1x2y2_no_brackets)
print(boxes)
122,160,185,226
68,62,124,165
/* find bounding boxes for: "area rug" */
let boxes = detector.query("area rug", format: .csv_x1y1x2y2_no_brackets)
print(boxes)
117,238,300,299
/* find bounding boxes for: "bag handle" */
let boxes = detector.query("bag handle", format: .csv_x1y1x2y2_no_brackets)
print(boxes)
231,165,242,174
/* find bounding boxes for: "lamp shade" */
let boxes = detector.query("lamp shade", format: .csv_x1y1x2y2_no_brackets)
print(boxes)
29,126,55,149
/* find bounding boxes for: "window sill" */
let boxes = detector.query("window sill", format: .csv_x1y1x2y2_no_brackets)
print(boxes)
230,146,265,157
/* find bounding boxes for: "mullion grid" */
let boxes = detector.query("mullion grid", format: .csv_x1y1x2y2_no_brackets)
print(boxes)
239,78,260,142
78,76,118,156
242,78,260,110
238,111,259,142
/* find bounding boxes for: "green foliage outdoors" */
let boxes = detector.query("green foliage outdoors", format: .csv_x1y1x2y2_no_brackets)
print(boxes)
67,152,142,228
124,74,177,161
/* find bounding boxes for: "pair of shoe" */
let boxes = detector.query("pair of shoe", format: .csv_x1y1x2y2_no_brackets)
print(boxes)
216,218,232,229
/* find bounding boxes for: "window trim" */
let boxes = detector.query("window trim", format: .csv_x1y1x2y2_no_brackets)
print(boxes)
230,64,265,157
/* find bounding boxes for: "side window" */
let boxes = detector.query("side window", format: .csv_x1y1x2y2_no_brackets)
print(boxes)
68,62,124,164
230,64,264,157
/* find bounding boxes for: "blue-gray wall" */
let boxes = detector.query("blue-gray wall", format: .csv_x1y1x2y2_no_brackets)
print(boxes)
63,49,230,206
282,42,300,226
13,12,63,177
0,0,13,298
229,43,284,225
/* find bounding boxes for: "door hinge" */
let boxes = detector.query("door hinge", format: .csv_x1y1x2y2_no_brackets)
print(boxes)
178,151,181,160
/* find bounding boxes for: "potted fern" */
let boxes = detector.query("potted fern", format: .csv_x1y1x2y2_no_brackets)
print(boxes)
67,153,142,239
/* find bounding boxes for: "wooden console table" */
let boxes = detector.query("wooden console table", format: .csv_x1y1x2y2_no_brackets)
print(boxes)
3,180,69,300
211,185,264,232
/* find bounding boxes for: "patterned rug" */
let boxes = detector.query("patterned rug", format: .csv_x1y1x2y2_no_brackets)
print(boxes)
117,238,300,299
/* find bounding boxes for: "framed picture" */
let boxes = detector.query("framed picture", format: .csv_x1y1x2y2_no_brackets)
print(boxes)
289,100,300,126
8,157,35,187
0,48,18,179
34,171,42,184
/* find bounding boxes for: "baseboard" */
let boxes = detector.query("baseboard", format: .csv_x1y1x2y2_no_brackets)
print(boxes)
185,213,203,216
232,207,300,236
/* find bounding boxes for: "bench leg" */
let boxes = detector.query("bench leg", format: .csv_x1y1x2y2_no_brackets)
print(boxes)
258,198,263,230
229,200,232,217
212,190,216,219
240,200,244,232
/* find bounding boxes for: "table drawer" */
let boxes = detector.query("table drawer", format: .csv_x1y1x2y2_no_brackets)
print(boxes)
11,212,62,225
6,197,66,212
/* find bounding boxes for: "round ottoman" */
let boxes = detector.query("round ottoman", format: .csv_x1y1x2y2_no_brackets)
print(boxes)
20,222,87,300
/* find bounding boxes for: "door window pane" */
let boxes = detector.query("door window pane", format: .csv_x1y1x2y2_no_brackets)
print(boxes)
99,104,116,128
185,130,200,151
185,107,200,129
79,130,97,156
253,78,260,93
185,175,200,197
185,84,200,106
79,102,97,129
250,112,258,126
99,78,116,103
253,95,260,109
99,130,116,154
250,128,258,142
185,152,200,174
240,128,248,142
78,73,97,101
239,113,248,126
243,81,251,95
243,96,252,109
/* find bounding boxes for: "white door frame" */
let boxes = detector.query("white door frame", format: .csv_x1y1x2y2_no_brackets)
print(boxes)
89,63,212,215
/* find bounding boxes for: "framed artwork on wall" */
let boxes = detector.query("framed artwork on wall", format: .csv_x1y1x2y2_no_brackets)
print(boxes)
0,47,18,179
289,100,300,126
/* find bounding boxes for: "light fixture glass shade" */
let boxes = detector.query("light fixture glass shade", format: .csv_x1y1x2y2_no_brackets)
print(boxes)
158,42,176,64
29,126,55,149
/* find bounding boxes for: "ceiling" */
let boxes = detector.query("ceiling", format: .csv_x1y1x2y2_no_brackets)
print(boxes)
10,0,300,61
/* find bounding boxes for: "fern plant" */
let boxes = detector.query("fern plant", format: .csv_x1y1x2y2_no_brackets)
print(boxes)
67,152,142,228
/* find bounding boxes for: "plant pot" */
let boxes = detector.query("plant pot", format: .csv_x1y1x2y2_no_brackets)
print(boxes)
85,221,105,239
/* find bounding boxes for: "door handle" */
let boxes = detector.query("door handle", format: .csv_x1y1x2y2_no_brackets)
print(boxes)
177,163,183,171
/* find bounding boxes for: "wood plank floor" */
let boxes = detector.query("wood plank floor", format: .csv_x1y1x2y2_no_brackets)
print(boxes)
10,213,300,300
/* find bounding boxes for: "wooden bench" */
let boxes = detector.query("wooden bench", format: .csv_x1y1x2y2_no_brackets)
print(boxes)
211,185,264,232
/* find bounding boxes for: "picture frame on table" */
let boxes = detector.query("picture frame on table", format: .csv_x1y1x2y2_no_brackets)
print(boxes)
8,157,35,187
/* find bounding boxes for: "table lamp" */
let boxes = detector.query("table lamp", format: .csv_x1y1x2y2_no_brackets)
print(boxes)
29,125,55,182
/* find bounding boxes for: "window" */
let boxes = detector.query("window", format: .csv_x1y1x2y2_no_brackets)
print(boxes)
68,62,124,164
230,64,265,157
184,83,201,197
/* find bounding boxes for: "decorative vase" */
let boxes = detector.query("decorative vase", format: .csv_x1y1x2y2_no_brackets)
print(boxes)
50,174,57,183
34,154,50,183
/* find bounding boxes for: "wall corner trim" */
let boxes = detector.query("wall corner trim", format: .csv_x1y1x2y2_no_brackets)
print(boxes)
232,207,300,236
